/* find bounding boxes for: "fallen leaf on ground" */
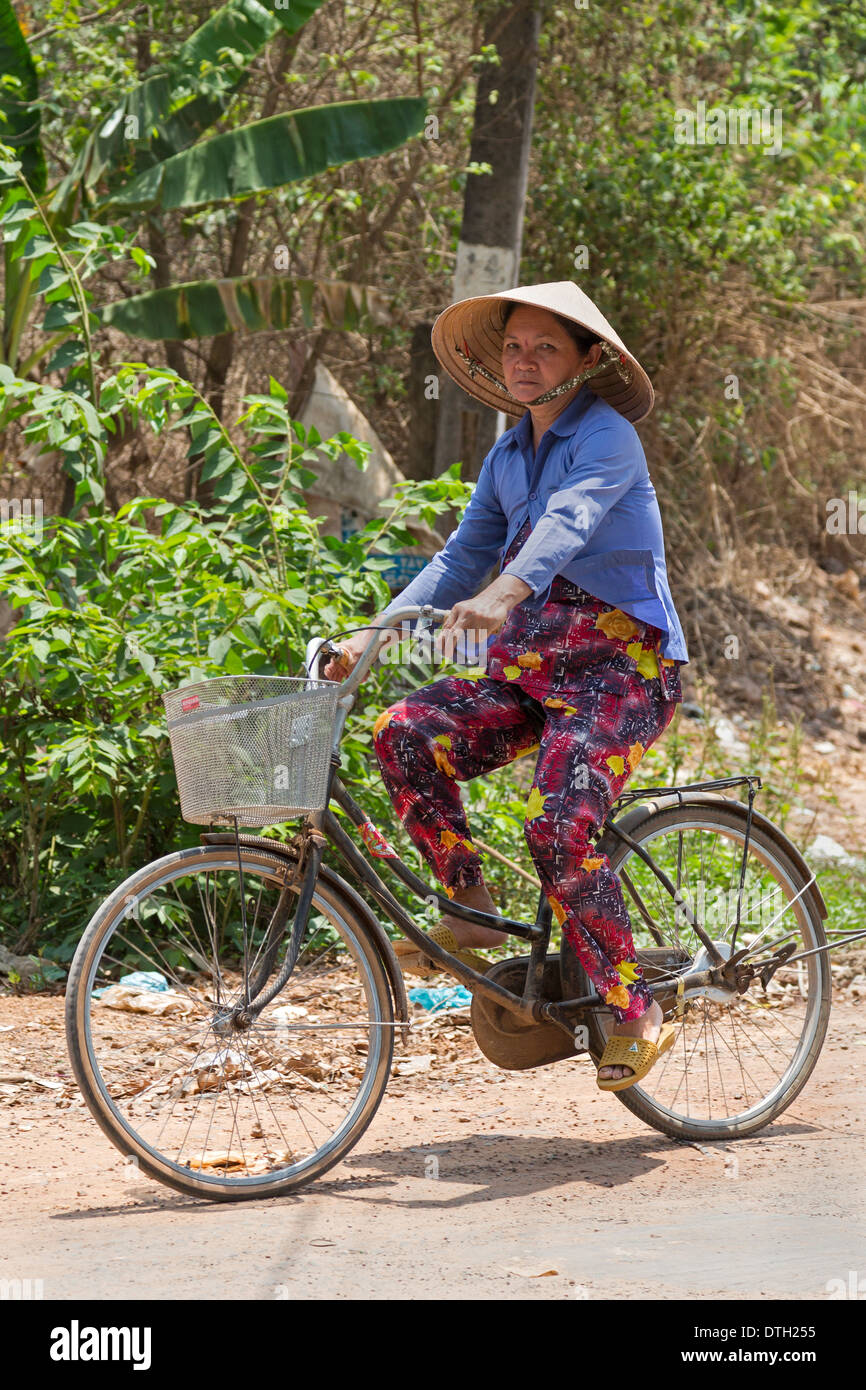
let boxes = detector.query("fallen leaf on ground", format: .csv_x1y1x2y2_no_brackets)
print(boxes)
0,1070,63,1090
284,1052,326,1080
394,1054,434,1076
187,1151,247,1171
180,1048,251,1094
96,985,195,1016
271,1003,309,1025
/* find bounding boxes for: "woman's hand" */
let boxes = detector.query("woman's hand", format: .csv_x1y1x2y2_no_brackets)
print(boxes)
437,575,531,662
321,631,374,683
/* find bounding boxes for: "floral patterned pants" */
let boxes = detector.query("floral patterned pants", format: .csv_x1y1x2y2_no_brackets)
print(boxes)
373,668,678,1022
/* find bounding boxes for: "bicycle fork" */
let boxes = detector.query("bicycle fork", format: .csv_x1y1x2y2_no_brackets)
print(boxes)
212,820,326,1037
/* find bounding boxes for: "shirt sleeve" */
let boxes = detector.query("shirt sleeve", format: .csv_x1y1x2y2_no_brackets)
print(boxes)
378,453,508,623
500,421,644,603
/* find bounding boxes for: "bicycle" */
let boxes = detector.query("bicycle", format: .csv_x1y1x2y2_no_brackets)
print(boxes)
65,605,857,1202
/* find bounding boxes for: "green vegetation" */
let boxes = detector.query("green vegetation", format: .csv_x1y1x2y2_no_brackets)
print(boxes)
1,0,864,974
0,347,475,962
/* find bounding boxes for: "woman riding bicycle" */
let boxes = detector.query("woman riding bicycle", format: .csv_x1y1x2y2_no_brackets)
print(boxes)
322,280,689,1091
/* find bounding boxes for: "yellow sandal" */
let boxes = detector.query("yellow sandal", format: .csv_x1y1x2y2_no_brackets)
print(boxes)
596,1022,676,1092
393,922,492,978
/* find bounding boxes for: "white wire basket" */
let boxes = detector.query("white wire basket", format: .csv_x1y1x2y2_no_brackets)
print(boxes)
162,676,342,826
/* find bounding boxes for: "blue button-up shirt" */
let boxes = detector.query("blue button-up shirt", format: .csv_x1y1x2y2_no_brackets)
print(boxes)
380,384,689,662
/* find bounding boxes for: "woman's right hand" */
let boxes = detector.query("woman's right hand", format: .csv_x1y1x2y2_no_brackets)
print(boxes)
321,631,375,683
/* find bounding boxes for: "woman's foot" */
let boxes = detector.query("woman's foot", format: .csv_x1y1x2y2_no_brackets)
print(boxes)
439,883,508,948
393,883,507,976
597,998,663,1081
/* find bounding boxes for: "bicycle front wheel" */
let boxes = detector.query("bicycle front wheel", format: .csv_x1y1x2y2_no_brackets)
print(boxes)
66,844,394,1200
572,802,830,1141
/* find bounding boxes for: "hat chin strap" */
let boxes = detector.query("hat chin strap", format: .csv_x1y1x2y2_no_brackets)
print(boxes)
454,339,633,406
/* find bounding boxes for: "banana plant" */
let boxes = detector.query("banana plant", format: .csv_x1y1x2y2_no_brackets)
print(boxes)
0,0,425,368
99,273,391,342
0,0,44,193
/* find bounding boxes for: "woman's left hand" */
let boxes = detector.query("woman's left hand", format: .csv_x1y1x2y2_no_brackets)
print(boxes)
436,575,531,662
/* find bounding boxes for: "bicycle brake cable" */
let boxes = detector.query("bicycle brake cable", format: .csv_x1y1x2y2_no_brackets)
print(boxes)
305,619,442,676
304,624,399,676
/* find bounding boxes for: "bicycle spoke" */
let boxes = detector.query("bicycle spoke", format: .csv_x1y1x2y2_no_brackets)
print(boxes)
192,877,226,1004
76,851,393,1193
108,927,202,1006
602,811,828,1134
724,1005,757,1107
169,880,218,979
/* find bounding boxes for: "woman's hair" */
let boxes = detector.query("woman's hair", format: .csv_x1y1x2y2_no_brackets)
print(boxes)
501,300,602,355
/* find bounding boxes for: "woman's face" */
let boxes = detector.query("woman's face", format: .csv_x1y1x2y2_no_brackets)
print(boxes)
501,304,601,406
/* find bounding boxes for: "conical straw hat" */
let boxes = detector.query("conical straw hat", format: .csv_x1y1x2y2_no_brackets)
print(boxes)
430,280,653,422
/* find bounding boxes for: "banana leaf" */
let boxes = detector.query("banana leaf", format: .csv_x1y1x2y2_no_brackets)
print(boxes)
49,0,327,219
98,275,392,341
0,0,45,193
101,97,427,212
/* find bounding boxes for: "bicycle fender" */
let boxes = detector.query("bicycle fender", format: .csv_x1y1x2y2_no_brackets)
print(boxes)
597,793,828,923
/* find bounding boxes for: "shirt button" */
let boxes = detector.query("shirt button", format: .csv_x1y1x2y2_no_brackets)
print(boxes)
529,491,537,500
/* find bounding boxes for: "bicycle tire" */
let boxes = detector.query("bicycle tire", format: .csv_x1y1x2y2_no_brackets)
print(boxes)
561,802,830,1141
66,844,395,1201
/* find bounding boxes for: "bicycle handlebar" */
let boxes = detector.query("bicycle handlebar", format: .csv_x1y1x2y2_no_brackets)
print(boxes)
304,604,451,698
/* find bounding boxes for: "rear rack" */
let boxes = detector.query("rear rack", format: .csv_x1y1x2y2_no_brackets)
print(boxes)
612,773,763,814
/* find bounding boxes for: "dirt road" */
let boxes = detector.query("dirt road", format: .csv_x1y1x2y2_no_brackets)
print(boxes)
1,989,864,1302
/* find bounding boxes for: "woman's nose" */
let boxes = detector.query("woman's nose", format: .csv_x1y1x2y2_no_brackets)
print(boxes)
512,348,539,371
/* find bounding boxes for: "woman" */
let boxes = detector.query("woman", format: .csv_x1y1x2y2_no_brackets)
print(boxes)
323,281,688,1091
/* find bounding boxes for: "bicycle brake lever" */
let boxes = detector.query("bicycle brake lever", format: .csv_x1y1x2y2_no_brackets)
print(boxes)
411,608,438,659
304,637,341,679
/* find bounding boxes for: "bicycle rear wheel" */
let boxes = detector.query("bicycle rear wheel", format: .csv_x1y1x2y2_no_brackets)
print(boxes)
565,802,830,1140
66,844,394,1200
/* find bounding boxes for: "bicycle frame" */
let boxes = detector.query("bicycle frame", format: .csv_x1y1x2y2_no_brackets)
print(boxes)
317,767,795,1041
234,604,866,1040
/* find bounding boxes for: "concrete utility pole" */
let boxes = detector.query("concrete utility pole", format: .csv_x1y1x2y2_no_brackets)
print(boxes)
433,0,542,482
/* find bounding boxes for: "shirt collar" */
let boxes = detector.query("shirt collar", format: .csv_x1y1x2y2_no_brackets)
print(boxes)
506,383,595,450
